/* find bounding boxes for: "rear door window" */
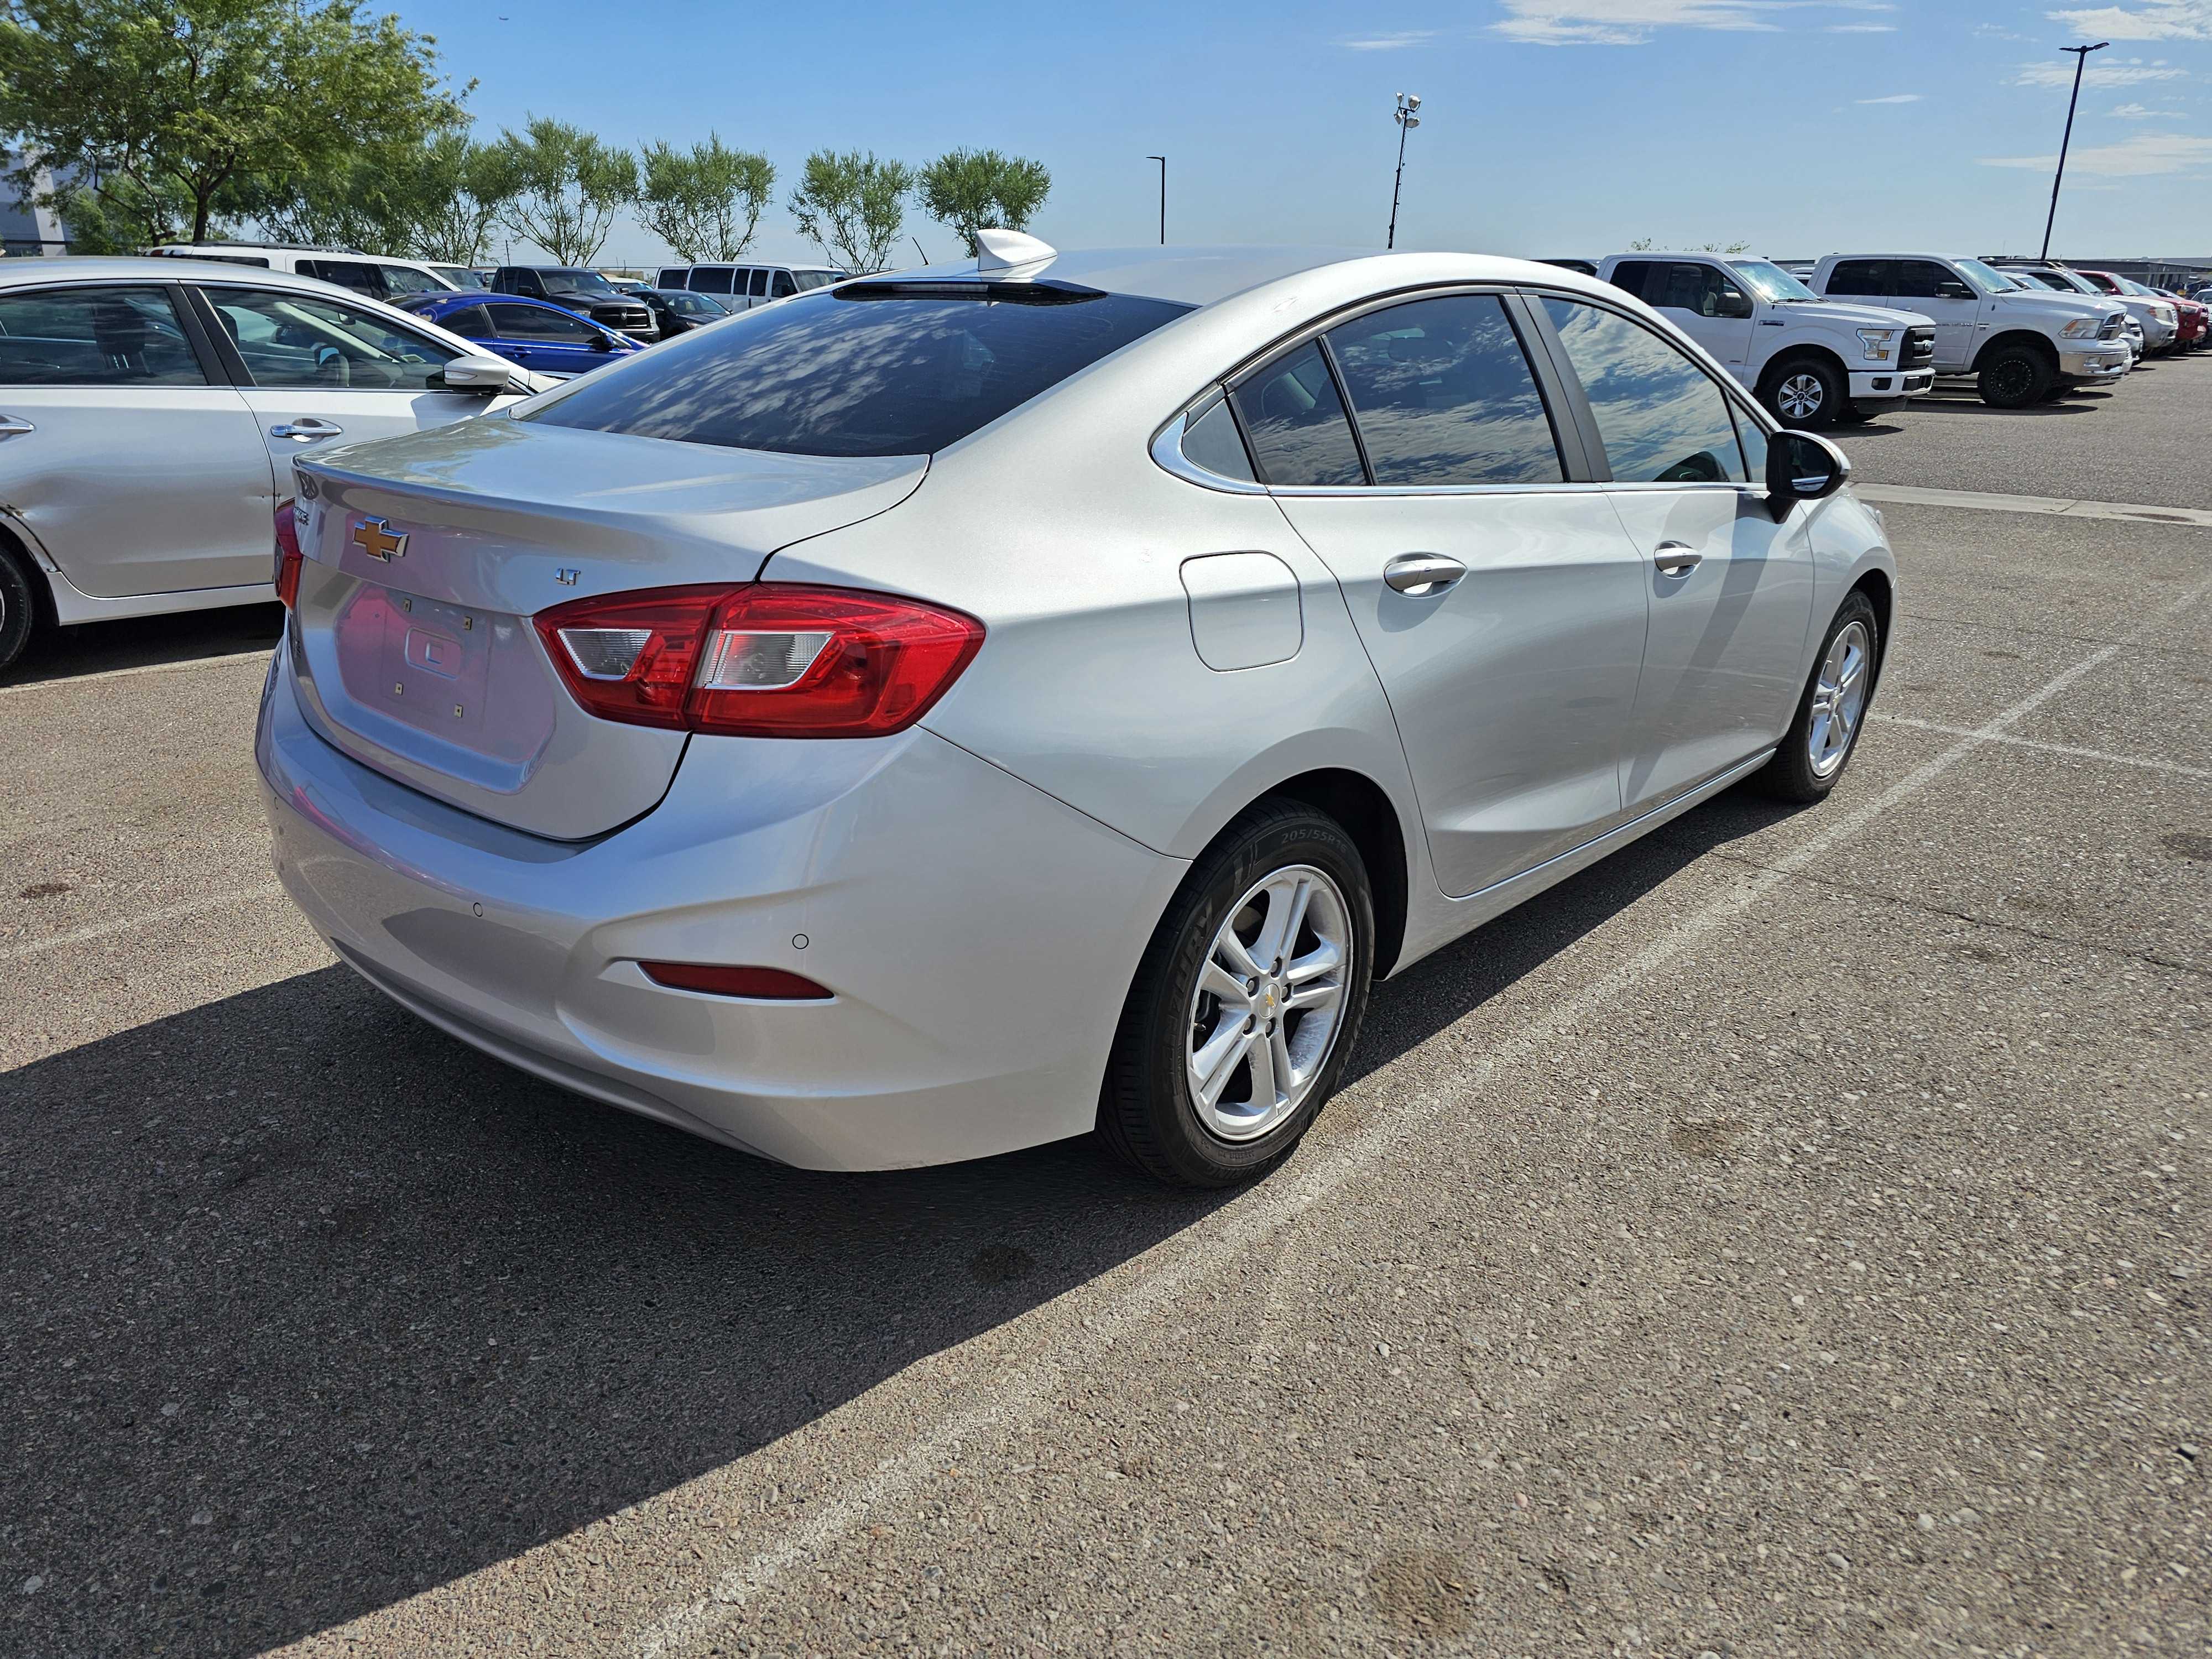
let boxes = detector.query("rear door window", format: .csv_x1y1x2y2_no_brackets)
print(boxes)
1323,294,1562,486
377,264,444,297
1229,341,1367,488
487,303,601,343
1538,297,1746,484
206,287,457,389
299,259,387,299
527,282,1191,456
1609,260,1659,300
440,304,495,340
747,269,769,298
692,267,735,295
0,286,207,386
1825,259,1890,297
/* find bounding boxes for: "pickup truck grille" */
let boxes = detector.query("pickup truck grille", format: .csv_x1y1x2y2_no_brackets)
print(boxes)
1901,326,1935,368
590,302,655,336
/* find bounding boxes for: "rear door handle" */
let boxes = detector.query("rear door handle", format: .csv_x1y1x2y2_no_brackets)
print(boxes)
269,418,345,442
1653,542,1703,577
1384,552,1467,596
0,415,34,439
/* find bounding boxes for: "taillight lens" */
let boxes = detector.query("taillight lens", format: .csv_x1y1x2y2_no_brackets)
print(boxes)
273,498,303,609
534,583,984,738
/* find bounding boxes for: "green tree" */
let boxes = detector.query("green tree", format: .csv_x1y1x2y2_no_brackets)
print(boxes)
915,148,1050,258
492,116,635,265
637,134,773,262
258,127,515,263
788,150,912,275
0,0,461,246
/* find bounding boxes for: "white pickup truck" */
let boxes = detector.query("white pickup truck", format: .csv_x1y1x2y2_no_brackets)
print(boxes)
1595,252,1935,429
1808,253,2129,408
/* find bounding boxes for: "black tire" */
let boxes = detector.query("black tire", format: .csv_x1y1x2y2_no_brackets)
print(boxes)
1757,589,1880,804
0,543,37,680
1759,355,1843,429
1978,343,2053,409
1098,801,1375,1188
1831,401,1876,426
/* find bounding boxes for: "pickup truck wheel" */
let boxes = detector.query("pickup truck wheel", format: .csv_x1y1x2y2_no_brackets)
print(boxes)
1979,343,2053,409
1831,401,1876,426
1759,357,1841,429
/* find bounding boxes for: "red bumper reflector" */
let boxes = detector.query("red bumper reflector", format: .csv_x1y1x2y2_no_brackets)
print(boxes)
638,962,833,1000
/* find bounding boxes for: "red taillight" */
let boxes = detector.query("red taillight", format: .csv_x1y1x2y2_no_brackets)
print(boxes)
273,499,302,609
533,583,984,738
639,962,832,1000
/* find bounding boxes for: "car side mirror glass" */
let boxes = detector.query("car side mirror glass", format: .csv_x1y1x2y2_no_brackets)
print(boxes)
1718,287,1754,319
441,352,526,394
1765,430,1850,519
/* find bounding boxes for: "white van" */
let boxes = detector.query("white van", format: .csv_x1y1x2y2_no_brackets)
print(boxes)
149,244,483,302
653,262,849,309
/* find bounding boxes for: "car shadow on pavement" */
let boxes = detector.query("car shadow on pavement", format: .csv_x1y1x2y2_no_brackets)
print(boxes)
2,603,283,688
0,785,1802,1657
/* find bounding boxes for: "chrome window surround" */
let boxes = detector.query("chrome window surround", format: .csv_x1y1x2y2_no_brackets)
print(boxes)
1152,280,1786,502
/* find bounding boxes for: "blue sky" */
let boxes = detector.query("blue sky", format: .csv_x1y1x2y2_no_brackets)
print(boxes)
398,0,2212,265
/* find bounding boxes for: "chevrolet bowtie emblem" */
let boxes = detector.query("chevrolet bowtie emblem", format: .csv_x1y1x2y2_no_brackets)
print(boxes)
351,517,406,564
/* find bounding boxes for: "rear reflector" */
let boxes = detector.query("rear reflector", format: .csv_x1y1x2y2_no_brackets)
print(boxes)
639,962,833,1000
273,499,303,609
534,583,983,738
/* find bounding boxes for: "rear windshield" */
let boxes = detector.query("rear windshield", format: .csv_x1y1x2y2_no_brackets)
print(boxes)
524,283,1192,457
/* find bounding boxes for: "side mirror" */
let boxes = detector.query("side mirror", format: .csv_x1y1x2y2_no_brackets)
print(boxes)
1717,286,1755,320
1936,280,1974,299
1765,429,1850,520
441,352,528,394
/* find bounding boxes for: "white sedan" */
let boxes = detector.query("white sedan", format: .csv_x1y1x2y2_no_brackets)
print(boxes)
0,257,546,675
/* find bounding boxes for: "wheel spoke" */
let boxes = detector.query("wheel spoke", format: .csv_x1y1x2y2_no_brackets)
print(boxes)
1286,977,1342,1014
1268,1021,1297,1091
1285,936,1342,985
1213,925,1264,982
1198,959,1252,1010
1192,1023,1252,1109
1253,877,1310,972
1243,1021,1279,1109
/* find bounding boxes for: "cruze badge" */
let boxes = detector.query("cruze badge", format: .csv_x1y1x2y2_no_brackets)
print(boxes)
351,517,406,564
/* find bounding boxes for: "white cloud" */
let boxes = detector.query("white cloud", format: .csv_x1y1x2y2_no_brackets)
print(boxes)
1856,91,1923,101
2107,100,2176,114
2011,55,2190,85
1827,20,1898,28
1978,131,2212,173
2047,2,2212,40
1489,0,1786,45
1340,29,1441,49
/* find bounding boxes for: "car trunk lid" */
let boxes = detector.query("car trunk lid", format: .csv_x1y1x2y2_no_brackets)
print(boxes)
288,416,925,839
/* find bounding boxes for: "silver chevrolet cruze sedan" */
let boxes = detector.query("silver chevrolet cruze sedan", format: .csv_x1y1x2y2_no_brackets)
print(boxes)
258,238,1894,1187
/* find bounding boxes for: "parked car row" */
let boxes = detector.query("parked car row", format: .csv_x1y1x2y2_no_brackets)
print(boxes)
1546,250,2189,426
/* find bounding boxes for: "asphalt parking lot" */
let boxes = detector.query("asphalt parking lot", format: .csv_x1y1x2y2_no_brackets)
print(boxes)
4,365,2208,1658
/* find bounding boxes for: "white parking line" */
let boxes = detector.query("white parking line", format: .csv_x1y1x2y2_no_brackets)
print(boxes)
0,648,272,696
1856,483,2212,529
0,883,285,966
603,571,2210,1659
1870,715,2212,779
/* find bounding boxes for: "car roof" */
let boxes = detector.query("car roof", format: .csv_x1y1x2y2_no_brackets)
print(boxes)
0,254,408,290
869,244,1623,311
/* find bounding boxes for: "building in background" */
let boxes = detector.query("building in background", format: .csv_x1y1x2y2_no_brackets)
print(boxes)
1,154,72,255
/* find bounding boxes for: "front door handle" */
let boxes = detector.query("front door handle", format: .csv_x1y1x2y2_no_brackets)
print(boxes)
269,417,345,442
1653,541,1704,577
0,414,35,439
1384,552,1467,596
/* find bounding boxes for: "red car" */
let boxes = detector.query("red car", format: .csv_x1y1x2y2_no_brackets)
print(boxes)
2076,269,2205,351
2152,287,2209,349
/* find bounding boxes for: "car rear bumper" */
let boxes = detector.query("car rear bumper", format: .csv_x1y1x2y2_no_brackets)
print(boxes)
1848,368,1934,401
255,650,1185,1171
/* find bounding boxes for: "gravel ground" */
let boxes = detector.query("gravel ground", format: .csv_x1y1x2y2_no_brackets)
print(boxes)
2,474,2206,1657
1838,348,2212,512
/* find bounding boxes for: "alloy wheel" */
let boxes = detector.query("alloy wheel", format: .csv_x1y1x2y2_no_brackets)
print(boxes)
1186,865,1353,1142
1808,620,1871,778
1776,373,1826,420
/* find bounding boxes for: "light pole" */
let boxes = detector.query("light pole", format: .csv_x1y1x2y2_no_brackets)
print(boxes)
1146,155,1166,244
1386,93,1421,251
2041,41,2106,260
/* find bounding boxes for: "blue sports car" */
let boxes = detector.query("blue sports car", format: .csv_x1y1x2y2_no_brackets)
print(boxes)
395,290,643,379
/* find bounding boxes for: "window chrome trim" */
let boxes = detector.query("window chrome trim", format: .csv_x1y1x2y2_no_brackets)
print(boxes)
1150,408,1269,494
